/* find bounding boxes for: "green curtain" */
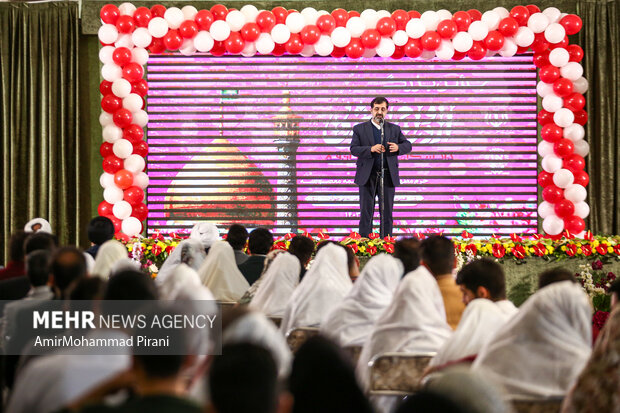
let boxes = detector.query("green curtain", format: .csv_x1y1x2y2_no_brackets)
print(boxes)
0,2,87,264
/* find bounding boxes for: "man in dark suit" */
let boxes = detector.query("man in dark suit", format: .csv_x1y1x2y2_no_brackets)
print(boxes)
237,227,274,286
350,97,412,237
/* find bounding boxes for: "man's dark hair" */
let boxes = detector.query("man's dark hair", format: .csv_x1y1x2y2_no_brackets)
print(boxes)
8,231,28,262
210,343,279,413
538,267,578,289
288,236,315,267
420,236,455,276
370,96,389,108
248,227,274,255
456,258,506,301
102,269,158,317
393,238,421,275
227,224,249,251
609,279,620,299
26,250,51,287
50,247,87,294
87,216,115,245
24,232,58,255
69,277,107,301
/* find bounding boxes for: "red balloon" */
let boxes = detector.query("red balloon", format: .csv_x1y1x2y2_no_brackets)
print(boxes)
564,93,586,112
345,38,364,59
549,36,569,50
133,7,152,28
421,31,441,51
106,215,122,234
538,171,554,187
377,17,397,37
255,10,276,32
559,14,582,35
124,186,145,205
391,45,405,59
516,46,530,54
404,38,422,58
484,31,505,51
163,29,183,50
195,10,214,30
132,140,149,157
100,4,120,25
114,169,134,189
467,9,482,21
530,33,549,53
452,51,467,60
113,108,133,128
467,41,487,60
541,124,563,143
112,47,132,66
573,110,588,125
210,4,228,21
124,124,144,142
122,63,144,82
98,201,114,217
100,142,114,157
567,44,584,62
542,185,564,203
553,78,574,97
148,37,166,54
538,109,554,125
100,80,113,96
115,16,135,35
539,65,561,83
498,17,519,37
150,5,166,18
331,9,349,27
526,5,541,15
408,11,421,19
131,203,149,221
509,6,530,25
211,41,226,56
131,79,148,97
271,43,286,56
361,29,381,49
555,199,575,218
564,216,585,233
391,10,410,31
284,33,304,54
437,20,458,39
532,50,550,68
179,20,199,39
101,94,122,113
452,11,472,31
102,155,124,174
331,46,346,58
300,25,320,45
564,154,586,171
554,138,575,157
573,170,589,186
272,7,288,25
224,32,245,54
316,14,336,34
348,11,360,19
239,22,260,42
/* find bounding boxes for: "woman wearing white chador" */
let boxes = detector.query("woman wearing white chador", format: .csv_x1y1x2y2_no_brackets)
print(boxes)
280,243,352,334
472,281,592,400
91,240,129,279
321,254,403,347
249,252,301,318
197,241,249,302
156,239,206,286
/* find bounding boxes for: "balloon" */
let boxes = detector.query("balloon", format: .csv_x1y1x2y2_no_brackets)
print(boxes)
103,155,124,174
404,38,422,58
553,169,575,189
435,40,455,59
497,17,518,37
148,17,169,38
548,48,569,67
345,16,365,38
240,4,259,22
573,110,588,126
563,123,585,142
284,33,304,54
554,199,575,218
271,43,286,56
195,10,215,31
103,186,124,204
300,25,320,44
101,94,122,114
132,28,152,49
121,217,142,237
564,216,585,234
406,18,426,39
102,124,123,143
553,108,575,128
421,31,441,51
377,17,397,37
179,21,199,39
542,155,563,173
540,65,561,84
528,13,550,33
560,62,584,81
163,29,183,50
227,10,247,32
316,14,336,34
111,48,131,67
453,32,473,52
100,142,114,158
538,140,554,157
314,35,334,56
542,94,563,112
553,138,575,157
549,36,569,50
148,37,166,54
468,20,488,41
559,14,582,35
437,9,453,21
437,20,457,39
210,20,231,42
133,172,149,189
271,24,291,44
268,7,285,25
530,32,550,53
123,93,144,112
224,32,245,54
122,63,144,82
132,140,148,157
150,5,166,18
114,169,134,189
538,170,554,187
392,10,410,31
509,6,530,25
123,124,144,142
376,38,395,57
574,140,590,157
210,4,228,21
452,11,472,31
115,15,135,34
564,184,587,202
420,11,440,31
133,7,152,28
100,172,115,189
543,185,564,203
112,139,133,159
392,30,408,47
124,186,145,205
345,38,364,59
544,23,566,44
114,200,133,220
240,23,260,42
131,203,149,221
100,4,120,25
101,63,123,82
484,31,504,51
98,200,114,217
194,31,214,52
98,24,119,45
124,154,146,174
573,170,589,187
467,41,487,61
542,215,564,235
361,29,381,49
574,201,590,219
567,44,584,62
526,5,542,14
113,108,133,128
99,111,114,127
538,109,554,126
538,201,554,218
330,27,351,48
130,80,148,98
514,26,535,47
255,33,275,54
563,154,586,172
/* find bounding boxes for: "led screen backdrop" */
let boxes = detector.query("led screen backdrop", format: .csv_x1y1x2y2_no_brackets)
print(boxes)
146,55,538,237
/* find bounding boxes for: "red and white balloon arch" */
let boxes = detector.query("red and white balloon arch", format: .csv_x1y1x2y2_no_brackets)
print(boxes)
97,3,589,239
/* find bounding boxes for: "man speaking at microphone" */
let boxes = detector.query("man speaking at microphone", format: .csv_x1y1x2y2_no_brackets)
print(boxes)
350,97,412,237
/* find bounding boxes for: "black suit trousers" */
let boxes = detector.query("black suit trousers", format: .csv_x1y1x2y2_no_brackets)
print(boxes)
358,169,395,237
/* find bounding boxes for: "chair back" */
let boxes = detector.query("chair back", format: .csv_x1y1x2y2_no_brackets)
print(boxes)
368,352,436,396
285,327,320,353
511,398,564,413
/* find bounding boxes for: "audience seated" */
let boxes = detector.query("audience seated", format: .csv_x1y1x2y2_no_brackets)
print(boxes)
238,227,274,286
156,239,206,286
91,240,130,279
538,267,578,289
472,281,592,400
23,218,52,234
190,222,220,255
321,254,403,347
24,231,58,254
237,249,286,305
198,241,249,301
0,231,29,281
287,235,315,281
226,224,249,265
392,237,421,275
250,252,301,318
85,217,115,259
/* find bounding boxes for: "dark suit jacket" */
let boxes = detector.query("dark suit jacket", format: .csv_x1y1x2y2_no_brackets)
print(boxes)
350,120,412,186
237,255,266,286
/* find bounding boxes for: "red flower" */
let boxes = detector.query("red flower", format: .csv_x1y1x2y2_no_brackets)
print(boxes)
274,241,287,250
582,244,593,256
368,245,377,256
165,245,174,254
284,233,295,240
302,230,313,239
384,243,394,254
563,230,575,239
152,244,162,256
384,235,395,243
592,311,610,329
584,230,594,241
533,243,546,257
510,233,522,243
368,232,379,240
492,243,505,258
614,245,620,255
414,232,426,239
532,233,543,240
317,231,330,240
566,244,577,257
347,243,358,253
491,234,501,239
348,232,361,240
512,245,526,259
465,244,478,255
461,230,473,239
596,244,608,255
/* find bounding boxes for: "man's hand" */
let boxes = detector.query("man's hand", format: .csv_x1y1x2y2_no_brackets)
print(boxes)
371,144,386,153
388,142,399,152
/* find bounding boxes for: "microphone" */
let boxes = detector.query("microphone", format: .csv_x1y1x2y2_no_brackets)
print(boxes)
377,117,384,125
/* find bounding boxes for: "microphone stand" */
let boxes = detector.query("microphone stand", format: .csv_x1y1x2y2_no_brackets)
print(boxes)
379,120,385,238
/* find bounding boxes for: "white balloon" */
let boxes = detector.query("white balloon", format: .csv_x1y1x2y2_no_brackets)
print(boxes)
544,23,566,44
542,7,562,23
538,141,554,157
564,184,587,202
481,11,501,31
421,50,436,60
132,48,149,65
121,217,142,236
102,125,123,143
406,19,426,39
560,62,584,81
469,21,489,41
420,10,440,31
314,35,334,56
452,32,473,53
132,27,152,48
148,17,169,38
549,48,569,67
317,10,330,17
436,9,453,21
164,7,184,30
527,13,550,33
360,9,378,28
210,20,231,42
376,10,391,20
134,172,150,189
114,34,134,49
300,45,315,57
286,12,305,34
376,38,396,57
499,38,517,57
435,40,455,60
100,172,115,189
101,63,122,82
331,27,351,48
124,154,146,174
132,110,148,127
241,5,259,22
392,30,408,47
103,186,124,204
99,111,114,127
554,108,575,127
271,24,291,44
362,48,377,58
542,154,563,173
493,7,510,19
574,201,590,219
182,5,198,20
180,39,197,56
538,201,554,219
514,26,535,47
346,17,366,38
574,140,590,157
564,124,585,142
256,33,275,54
118,2,136,16
194,31,214,52
573,77,589,94
112,79,132,98
301,7,318,25
113,139,134,159
123,94,144,112
542,215,564,235
113,201,132,220
537,80,555,97
242,42,257,57
99,46,115,64
98,24,118,44
226,10,246,32
553,169,575,188
542,94,564,112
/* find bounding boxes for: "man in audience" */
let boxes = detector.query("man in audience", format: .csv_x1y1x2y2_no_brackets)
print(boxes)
226,224,249,265
85,217,115,258
287,236,314,281
609,279,620,310
0,231,29,281
456,258,512,308
238,228,274,285
538,267,577,289
393,237,421,276
24,231,58,255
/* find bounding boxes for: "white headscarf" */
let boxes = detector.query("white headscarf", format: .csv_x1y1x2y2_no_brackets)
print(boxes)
321,254,403,347
156,239,206,286
24,218,52,234
472,281,592,400
197,241,249,302
280,243,352,334
190,222,220,249
250,252,301,317
430,298,518,367
91,240,129,279
356,265,452,389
